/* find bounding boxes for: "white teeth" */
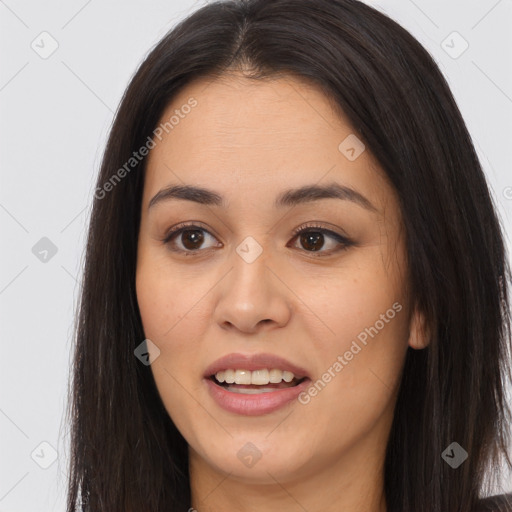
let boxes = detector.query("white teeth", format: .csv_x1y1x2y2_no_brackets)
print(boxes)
214,368,299,385
282,371,294,383
235,369,251,385
251,369,269,385
269,369,282,383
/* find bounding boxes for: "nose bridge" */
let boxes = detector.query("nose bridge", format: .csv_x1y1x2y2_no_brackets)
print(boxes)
213,234,292,333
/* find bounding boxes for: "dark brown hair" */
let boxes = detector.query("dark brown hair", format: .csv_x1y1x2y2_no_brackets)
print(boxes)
66,0,512,510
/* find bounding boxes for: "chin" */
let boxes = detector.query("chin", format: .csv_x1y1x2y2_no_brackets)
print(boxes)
192,435,315,484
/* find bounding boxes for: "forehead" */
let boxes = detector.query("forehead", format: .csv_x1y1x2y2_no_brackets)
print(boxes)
143,72,394,213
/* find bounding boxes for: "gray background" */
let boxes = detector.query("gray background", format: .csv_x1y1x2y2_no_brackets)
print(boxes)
1,0,511,510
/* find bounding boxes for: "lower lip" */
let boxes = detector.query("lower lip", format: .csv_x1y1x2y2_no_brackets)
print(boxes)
204,377,311,416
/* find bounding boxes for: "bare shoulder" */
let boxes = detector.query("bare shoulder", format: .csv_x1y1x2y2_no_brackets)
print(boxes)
474,494,512,512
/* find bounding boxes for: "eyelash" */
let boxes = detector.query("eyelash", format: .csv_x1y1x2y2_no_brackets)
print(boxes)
161,221,353,257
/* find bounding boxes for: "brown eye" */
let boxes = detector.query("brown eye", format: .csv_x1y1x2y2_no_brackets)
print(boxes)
163,224,221,254
289,224,353,255
179,229,205,250
298,231,325,251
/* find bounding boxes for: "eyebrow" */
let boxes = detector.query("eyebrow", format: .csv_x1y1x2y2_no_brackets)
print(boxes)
148,182,377,212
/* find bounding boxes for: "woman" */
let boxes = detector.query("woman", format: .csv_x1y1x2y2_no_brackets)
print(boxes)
66,0,512,510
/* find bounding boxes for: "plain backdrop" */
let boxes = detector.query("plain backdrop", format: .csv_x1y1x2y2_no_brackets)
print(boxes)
1,0,511,510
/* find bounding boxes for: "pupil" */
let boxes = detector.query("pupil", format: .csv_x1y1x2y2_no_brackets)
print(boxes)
301,232,323,251
182,229,204,250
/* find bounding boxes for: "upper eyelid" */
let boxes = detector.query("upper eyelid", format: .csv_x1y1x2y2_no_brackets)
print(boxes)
163,222,345,240
163,221,216,241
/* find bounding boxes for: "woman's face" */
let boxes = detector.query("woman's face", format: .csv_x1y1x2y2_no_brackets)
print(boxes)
136,73,426,489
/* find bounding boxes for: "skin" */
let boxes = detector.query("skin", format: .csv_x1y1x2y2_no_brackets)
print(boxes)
136,71,428,512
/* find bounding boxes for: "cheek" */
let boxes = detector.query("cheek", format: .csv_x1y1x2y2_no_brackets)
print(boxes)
135,260,210,439
136,250,205,342
298,251,409,421
303,250,407,358
135,250,215,379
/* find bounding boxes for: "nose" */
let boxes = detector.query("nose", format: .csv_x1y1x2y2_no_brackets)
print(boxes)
213,247,292,335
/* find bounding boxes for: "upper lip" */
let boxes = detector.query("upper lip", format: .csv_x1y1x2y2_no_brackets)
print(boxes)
204,352,310,380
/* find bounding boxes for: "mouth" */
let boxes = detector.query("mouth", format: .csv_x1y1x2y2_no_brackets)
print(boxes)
209,369,308,394
203,353,311,415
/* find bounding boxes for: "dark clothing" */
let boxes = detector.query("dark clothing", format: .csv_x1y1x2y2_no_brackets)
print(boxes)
475,494,512,511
